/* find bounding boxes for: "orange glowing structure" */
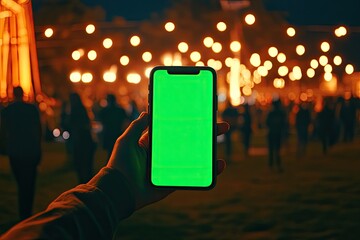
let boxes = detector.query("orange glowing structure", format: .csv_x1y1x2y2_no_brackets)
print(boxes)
0,0,41,102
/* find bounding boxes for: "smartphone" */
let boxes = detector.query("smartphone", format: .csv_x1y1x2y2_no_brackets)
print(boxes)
149,66,217,189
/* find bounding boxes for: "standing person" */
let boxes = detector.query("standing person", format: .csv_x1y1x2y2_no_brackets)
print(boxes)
266,99,286,172
99,94,129,159
221,101,239,162
0,87,42,220
316,99,335,154
69,93,96,183
239,103,252,157
340,96,357,142
295,102,311,159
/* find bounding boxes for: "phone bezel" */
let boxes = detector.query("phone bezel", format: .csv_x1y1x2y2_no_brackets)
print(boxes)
148,66,217,190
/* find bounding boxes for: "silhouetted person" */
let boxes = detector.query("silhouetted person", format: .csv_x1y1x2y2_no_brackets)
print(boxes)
69,93,96,183
316,99,336,154
340,96,357,142
0,87,42,219
295,102,311,159
239,104,252,157
128,99,140,121
99,94,129,159
266,100,286,172
221,101,239,162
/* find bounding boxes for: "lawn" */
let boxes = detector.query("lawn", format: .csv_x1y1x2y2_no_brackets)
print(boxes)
1,129,360,239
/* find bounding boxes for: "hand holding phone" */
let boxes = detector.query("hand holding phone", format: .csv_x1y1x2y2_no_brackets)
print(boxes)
149,66,217,189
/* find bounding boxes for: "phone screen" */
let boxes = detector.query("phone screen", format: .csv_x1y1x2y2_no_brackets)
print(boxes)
149,66,216,188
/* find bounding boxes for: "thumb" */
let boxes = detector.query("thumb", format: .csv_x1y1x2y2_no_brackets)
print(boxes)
123,112,149,142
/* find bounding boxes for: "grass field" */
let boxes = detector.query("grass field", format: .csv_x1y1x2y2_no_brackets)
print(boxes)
1,129,360,239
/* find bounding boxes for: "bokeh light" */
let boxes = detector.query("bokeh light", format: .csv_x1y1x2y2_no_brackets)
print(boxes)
230,41,241,52
85,24,95,34
212,42,222,53
345,64,354,74
321,41,330,52
87,50,97,61
127,73,141,84
203,37,214,48
324,72,333,81
217,22,227,31
178,42,189,53
268,47,278,57
142,51,152,62
286,27,296,37
245,14,255,25
69,71,81,83
103,38,113,49
278,66,289,76
335,26,347,37
81,72,93,83
319,55,328,66
333,56,342,66
307,68,315,78
164,22,175,32
250,53,261,67
324,64,333,73
120,55,130,66
44,28,53,38
130,35,141,46
296,45,305,56
190,51,201,62
310,59,319,69
277,53,286,63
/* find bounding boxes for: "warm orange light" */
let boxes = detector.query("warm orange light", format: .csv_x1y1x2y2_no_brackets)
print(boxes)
310,59,319,69
142,51,152,62
296,45,305,56
307,68,315,78
268,47,278,57
287,27,296,37
321,41,330,52
250,53,261,67
195,61,205,66
245,14,255,25
212,42,222,53
120,56,130,66
230,41,241,52
264,60,273,70
335,26,347,37
44,28,53,38
127,73,141,84
273,78,285,88
178,42,189,53
130,35,141,46
277,53,286,63
164,22,175,32
324,64,333,73
69,71,81,83
345,64,354,74
333,56,342,66
190,51,201,62
87,50,97,61
278,66,289,76
81,72,93,83
203,37,214,48
103,38,113,49
217,22,227,31
72,50,81,61
258,66,268,77
324,72,333,81
242,86,252,96
293,66,302,80
319,55,328,66
225,57,233,67
86,24,95,34
145,67,153,78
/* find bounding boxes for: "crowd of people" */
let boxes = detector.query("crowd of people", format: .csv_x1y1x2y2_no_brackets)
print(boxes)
221,95,359,172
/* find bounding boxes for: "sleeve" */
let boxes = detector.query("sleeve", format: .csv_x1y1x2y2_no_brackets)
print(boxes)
1,167,135,240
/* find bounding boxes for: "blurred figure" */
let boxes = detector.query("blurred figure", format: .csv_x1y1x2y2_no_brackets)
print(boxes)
295,102,311,159
266,99,286,172
0,87,42,219
316,98,336,154
128,99,140,121
221,101,239,162
239,103,252,157
99,94,129,159
340,96,357,142
69,93,96,183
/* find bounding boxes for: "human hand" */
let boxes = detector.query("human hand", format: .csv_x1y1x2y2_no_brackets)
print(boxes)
107,112,229,210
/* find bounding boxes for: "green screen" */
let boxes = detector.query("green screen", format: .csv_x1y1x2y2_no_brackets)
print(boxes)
151,69,214,187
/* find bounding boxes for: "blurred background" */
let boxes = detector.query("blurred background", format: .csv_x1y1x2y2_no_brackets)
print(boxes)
1,0,360,239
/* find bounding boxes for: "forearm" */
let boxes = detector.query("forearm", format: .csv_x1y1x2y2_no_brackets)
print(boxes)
1,167,135,240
